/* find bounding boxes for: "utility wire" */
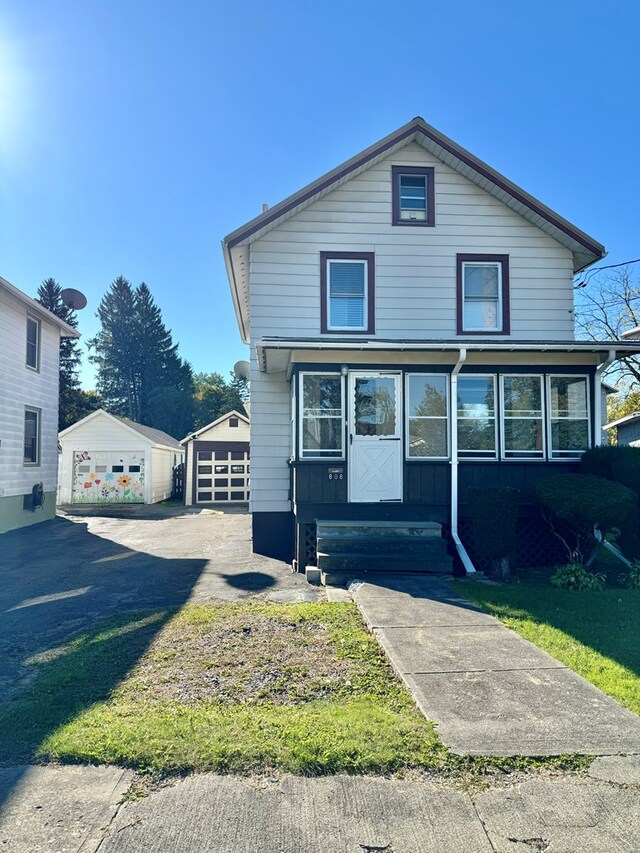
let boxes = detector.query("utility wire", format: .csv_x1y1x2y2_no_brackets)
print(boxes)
574,257,640,289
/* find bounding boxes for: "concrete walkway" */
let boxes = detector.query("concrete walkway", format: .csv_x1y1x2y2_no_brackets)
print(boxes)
350,574,640,756
2,763,640,852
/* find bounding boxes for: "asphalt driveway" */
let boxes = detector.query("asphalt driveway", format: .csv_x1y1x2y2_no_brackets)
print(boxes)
0,505,318,700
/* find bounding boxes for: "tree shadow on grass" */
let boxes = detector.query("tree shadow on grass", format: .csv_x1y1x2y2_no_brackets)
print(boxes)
0,517,208,808
457,579,640,680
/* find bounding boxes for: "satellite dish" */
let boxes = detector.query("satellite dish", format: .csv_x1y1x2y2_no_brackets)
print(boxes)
233,360,250,381
60,288,87,310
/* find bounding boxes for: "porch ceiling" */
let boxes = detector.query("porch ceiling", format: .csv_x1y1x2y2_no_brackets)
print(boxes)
255,337,640,374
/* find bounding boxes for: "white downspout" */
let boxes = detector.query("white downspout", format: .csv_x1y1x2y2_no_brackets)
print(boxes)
594,349,616,446
450,348,476,574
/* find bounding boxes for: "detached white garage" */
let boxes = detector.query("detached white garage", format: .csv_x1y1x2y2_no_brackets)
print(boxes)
58,409,184,505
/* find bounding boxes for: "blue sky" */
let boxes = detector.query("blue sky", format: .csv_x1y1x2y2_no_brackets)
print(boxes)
1,1,639,388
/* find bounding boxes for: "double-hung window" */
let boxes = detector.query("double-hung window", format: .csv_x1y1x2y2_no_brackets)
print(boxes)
24,407,41,465
501,375,544,459
547,376,590,458
26,314,41,370
457,255,510,335
321,252,374,334
406,374,449,458
300,373,345,459
392,165,435,226
457,376,497,458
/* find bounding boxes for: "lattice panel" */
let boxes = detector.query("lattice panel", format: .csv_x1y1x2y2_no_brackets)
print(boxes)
458,514,567,573
304,523,318,567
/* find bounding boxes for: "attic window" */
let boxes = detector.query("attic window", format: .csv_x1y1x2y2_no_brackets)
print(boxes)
392,166,435,226
229,417,239,428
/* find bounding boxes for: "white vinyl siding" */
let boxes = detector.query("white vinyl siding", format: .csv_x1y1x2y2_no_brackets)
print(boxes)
0,288,60,499
247,142,576,514
249,142,575,343
192,416,250,443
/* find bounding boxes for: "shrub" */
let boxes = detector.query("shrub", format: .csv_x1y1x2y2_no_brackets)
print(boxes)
468,487,519,579
534,473,637,565
551,563,605,591
619,561,640,589
580,446,640,560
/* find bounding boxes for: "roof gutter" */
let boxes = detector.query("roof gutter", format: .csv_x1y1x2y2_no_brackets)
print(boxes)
258,338,640,354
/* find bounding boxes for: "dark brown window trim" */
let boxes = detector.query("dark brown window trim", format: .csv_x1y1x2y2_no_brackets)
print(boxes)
456,253,510,336
391,165,435,227
320,251,375,335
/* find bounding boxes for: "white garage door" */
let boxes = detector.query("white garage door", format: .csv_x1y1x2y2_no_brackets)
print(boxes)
196,449,249,503
72,450,146,504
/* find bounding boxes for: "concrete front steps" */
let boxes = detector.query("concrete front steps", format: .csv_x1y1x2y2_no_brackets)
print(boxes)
310,520,453,586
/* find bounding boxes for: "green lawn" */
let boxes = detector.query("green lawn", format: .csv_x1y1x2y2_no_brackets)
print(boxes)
0,602,444,775
455,579,640,715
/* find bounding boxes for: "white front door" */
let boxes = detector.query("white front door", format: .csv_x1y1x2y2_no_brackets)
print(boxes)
349,371,403,503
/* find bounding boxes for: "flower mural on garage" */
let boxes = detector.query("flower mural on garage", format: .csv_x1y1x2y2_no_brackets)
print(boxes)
72,452,145,504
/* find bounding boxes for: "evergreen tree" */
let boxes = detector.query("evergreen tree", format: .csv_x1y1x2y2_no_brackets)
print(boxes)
35,278,83,430
87,276,140,418
89,278,194,437
192,371,248,429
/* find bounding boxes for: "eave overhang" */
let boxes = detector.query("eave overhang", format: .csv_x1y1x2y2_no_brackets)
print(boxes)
255,337,640,374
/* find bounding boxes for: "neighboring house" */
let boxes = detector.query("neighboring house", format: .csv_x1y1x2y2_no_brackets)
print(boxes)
58,409,184,505
181,410,250,506
0,275,79,534
222,116,640,576
603,412,640,447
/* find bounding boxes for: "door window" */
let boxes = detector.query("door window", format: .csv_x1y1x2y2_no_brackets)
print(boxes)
354,377,397,437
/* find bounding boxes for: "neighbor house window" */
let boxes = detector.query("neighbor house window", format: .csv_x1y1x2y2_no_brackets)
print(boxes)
501,375,544,459
320,252,374,334
26,314,41,370
300,372,344,459
391,165,435,226
457,375,497,458
457,255,510,335
548,376,590,458
23,407,40,465
406,374,449,458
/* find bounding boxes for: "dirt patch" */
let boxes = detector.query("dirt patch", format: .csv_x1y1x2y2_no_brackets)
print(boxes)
122,610,359,705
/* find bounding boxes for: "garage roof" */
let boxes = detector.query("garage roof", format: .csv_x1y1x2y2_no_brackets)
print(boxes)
60,409,183,451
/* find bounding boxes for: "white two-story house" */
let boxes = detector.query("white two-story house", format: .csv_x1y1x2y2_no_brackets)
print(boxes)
0,275,79,534
222,117,640,578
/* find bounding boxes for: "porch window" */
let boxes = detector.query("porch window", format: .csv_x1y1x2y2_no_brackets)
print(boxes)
548,376,590,458
457,376,497,458
457,255,510,335
501,375,544,459
406,374,448,458
320,252,375,334
300,373,344,459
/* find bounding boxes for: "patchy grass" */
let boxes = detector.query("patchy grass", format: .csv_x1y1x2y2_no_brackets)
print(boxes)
456,579,640,715
0,603,444,775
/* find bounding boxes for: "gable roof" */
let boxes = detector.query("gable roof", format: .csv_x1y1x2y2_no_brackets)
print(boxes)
180,409,249,444
59,408,183,450
222,116,605,343
0,275,80,338
603,412,640,431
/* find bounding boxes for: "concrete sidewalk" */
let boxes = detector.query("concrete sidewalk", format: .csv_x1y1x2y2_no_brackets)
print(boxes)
350,574,640,756
2,763,640,852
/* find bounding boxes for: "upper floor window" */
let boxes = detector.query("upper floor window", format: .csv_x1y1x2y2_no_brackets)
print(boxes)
391,166,435,226
457,254,510,335
24,407,41,465
26,314,41,370
320,252,375,334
